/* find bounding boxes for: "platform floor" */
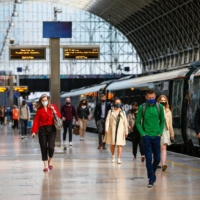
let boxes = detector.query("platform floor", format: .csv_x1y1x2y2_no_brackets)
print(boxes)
0,125,200,200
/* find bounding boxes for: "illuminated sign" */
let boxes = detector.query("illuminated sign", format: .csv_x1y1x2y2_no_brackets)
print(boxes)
0,86,9,92
14,86,28,92
63,46,100,60
10,48,46,60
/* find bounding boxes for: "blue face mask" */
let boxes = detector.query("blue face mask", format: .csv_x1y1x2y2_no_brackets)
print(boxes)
147,99,156,105
114,103,121,108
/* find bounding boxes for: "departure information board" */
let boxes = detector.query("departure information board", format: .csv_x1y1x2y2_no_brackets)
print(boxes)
63,46,100,60
10,48,46,60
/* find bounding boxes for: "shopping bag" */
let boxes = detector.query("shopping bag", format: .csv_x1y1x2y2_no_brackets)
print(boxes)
73,125,80,135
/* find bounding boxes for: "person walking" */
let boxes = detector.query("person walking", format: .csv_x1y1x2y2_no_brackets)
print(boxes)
19,100,30,139
157,95,174,171
128,102,145,162
12,105,19,129
104,98,128,164
194,107,200,140
136,89,165,188
94,94,111,149
77,99,90,141
31,94,61,172
61,97,78,147
0,106,4,126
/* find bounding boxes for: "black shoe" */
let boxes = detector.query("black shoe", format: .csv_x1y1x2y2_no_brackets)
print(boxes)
153,174,156,183
157,166,161,169
147,181,154,188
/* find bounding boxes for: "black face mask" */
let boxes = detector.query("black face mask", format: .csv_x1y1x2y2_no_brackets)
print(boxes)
160,102,166,106
82,103,86,106
66,102,71,105
101,100,106,103
22,103,26,105
132,108,138,112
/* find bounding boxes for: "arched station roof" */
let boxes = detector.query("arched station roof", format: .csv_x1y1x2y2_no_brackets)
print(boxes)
1,0,199,72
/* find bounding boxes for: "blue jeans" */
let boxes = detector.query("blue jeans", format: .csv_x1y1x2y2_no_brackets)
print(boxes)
20,119,28,136
142,135,161,182
63,121,73,142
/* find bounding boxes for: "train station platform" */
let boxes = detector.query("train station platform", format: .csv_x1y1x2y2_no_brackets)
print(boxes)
0,125,200,200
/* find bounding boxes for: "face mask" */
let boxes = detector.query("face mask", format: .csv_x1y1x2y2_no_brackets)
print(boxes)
22,102,26,105
147,99,156,105
101,100,106,103
42,101,48,107
132,108,138,112
114,103,121,108
82,103,86,106
66,102,71,105
160,102,166,106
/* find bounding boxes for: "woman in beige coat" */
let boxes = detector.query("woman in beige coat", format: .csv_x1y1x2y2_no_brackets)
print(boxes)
157,95,174,171
104,98,128,164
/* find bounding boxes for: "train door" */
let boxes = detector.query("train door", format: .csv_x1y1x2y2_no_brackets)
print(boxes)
171,79,185,144
187,74,200,148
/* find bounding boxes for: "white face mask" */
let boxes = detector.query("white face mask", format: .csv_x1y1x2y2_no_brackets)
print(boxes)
42,101,48,107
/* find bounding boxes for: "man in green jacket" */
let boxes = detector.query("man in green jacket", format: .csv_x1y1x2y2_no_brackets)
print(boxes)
136,89,165,188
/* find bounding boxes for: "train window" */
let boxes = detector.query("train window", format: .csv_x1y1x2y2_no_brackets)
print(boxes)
171,80,184,126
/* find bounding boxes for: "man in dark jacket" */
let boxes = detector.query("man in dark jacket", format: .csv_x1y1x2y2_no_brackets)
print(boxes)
94,94,111,149
61,97,78,147
194,108,200,139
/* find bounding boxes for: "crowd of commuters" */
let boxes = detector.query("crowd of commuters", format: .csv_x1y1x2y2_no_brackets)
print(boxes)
2,89,178,188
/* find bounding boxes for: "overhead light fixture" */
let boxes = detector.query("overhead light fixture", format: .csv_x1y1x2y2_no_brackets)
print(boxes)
15,0,22,3
10,22,14,27
13,11,18,17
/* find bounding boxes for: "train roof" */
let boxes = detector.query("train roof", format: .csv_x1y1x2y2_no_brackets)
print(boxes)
61,83,107,98
106,68,189,91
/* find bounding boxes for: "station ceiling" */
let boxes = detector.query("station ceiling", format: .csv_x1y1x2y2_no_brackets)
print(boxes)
1,0,199,71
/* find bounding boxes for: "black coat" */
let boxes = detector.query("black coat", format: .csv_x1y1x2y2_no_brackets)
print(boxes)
94,102,111,121
194,108,200,135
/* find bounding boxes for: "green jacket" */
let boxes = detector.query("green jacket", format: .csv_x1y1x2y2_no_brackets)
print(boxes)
136,102,165,137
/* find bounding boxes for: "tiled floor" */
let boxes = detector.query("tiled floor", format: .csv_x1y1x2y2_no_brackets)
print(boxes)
0,124,200,200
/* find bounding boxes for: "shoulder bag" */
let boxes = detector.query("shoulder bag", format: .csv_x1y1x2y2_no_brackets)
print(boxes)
51,109,63,130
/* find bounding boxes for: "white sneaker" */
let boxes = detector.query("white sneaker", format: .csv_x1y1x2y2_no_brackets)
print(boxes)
117,159,121,164
69,142,73,146
21,136,24,139
82,137,85,141
112,155,115,163
63,141,67,147
24,135,27,139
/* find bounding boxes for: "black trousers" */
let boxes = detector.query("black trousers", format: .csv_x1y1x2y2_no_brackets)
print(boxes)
0,117,4,125
13,119,18,129
63,121,73,142
131,131,145,157
97,119,106,146
38,125,56,161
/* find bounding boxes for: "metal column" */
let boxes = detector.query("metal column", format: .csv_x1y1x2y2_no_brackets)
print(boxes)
9,76,13,108
50,38,61,147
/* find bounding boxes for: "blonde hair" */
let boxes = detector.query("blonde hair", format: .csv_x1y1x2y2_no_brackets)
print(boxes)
36,94,50,109
157,95,170,110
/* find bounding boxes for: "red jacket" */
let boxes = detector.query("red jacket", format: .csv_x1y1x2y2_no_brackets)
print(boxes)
32,104,61,133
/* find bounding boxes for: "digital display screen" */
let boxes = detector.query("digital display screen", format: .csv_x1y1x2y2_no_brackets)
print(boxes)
63,46,100,60
10,48,46,60
43,21,72,38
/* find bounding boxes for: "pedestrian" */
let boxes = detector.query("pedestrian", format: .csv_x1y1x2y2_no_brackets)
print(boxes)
128,102,145,162
61,97,78,147
157,95,174,171
12,105,19,129
104,98,128,164
77,99,90,141
94,94,111,149
136,89,165,188
19,100,30,139
0,106,4,126
194,107,200,140
31,94,61,172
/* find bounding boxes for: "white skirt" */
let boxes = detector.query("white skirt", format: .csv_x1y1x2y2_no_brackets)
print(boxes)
161,125,171,146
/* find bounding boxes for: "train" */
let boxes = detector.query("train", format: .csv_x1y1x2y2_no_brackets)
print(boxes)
61,61,200,156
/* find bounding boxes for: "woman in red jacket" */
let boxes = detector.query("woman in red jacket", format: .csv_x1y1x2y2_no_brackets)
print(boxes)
32,94,61,172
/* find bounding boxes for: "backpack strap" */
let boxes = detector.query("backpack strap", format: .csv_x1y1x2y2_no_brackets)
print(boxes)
155,102,160,115
142,103,146,117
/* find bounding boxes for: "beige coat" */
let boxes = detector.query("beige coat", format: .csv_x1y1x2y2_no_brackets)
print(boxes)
165,109,174,137
127,112,136,132
104,109,128,146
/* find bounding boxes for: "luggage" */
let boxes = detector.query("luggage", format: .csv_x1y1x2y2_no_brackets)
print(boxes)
73,125,80,135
